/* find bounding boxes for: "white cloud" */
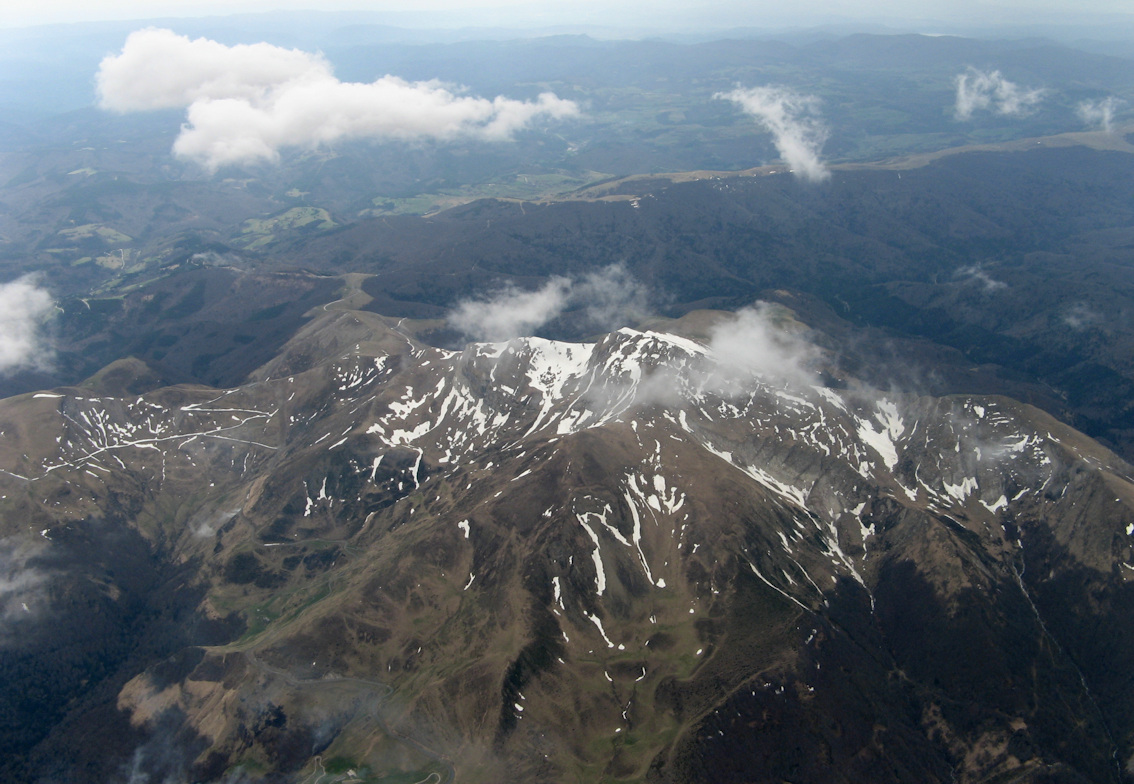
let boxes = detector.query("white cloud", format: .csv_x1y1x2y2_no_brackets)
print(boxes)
0,538,49,645
1078,97,1123,132
97,28,579,171
569,263,650,332
716,86,830,182
954,68,1044,120
579,302,821,415
704,303,819,392
957,265,1007,293
448,263,648,342
449,276,573,342
1063,302,1101,330
96,28,324,112
0,275,55,375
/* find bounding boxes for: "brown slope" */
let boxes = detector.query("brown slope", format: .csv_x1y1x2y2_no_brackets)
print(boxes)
2,309,1134,782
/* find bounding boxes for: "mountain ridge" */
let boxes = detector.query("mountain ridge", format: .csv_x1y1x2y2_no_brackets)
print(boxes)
3,306,1134,782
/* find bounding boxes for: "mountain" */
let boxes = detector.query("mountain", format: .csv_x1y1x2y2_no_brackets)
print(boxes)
3,304,1134,783
12,143,1134,466
277,144,1134,461
4,22,1134,784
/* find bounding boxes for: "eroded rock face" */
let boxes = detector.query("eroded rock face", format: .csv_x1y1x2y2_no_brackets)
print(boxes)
3,308,1134,783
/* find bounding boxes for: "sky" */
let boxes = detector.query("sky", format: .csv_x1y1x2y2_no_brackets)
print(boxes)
4,0,1134,32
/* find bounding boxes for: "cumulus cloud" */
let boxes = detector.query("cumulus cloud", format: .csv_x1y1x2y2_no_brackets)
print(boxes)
448,263,648,342
584,302,822,415
0,538,49,645
954,68,1044,120
570,263,650,331
704,303,819,392
1063,302,1101,331
0,275,55,375
957,265,1007,293
1078,97,1123,132
449,276,572,342
715,86,830,182
97,28,579,171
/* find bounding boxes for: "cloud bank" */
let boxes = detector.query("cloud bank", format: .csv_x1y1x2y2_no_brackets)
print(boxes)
954,68,1044,120
0,276,54,375
448,263,648,342
1078,97,1123,132
97,28,579,170
715,86,830,182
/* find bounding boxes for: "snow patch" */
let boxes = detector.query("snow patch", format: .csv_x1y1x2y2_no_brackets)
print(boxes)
980,495,1008,514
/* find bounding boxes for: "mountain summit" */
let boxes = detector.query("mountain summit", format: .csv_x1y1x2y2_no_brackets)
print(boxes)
3,305,1133,783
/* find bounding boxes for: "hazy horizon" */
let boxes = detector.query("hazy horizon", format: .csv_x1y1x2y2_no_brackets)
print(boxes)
5,0,1134,40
